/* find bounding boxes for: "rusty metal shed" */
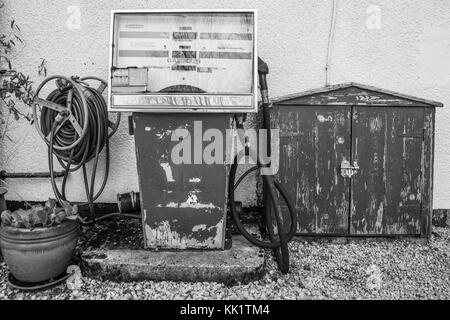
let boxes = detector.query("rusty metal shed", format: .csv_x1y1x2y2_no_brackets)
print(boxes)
271,82,442,238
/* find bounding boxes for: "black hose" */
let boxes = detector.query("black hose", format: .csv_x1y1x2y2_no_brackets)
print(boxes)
42,77,117,223
229,155,297,247
228,122,297,274
229,58,297,274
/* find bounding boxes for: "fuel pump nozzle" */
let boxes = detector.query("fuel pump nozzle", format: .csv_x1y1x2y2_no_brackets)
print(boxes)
235,58,270,132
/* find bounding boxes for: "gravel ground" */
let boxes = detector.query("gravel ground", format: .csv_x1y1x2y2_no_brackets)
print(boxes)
0,226,448,300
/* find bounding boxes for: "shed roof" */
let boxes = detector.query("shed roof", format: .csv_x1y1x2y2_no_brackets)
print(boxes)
271,82,443,108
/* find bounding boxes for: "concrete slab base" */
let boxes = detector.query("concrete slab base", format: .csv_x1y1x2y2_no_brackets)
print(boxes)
80,236,265,285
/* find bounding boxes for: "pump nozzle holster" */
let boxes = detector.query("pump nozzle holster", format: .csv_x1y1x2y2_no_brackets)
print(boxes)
258,57,269,75
258,57,270,104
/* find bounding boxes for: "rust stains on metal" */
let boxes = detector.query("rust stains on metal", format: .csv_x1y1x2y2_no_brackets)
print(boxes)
133,113,231,249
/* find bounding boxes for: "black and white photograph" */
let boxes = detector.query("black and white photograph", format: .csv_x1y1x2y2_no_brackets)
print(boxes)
0,0,449,308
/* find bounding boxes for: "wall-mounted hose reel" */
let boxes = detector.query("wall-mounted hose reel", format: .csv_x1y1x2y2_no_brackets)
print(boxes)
32,75,121,221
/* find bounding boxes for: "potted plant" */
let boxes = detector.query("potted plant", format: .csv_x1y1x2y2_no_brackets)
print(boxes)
0,199,80,283
0,6,81,285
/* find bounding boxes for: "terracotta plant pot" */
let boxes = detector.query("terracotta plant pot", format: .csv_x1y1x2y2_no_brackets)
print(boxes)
0,220,80,283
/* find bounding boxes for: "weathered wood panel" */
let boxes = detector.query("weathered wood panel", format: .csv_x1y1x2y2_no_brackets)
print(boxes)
133,113,230,249
274,105,351,234
421,108,435,237
274,83,442,108
350,107,424,234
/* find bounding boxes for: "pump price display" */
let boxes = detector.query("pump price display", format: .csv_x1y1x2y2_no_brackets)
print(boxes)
109,10,257,113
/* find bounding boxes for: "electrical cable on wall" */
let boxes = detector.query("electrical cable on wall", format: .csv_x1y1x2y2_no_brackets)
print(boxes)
326,0,338,86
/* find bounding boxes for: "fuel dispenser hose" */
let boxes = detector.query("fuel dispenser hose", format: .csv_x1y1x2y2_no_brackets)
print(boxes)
228,58,298,274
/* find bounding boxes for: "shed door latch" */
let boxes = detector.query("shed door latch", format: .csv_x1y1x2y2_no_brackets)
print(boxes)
340,160,360,178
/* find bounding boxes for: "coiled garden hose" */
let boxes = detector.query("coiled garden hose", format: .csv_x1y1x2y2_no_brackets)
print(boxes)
33,76,123,224
229,58,297,274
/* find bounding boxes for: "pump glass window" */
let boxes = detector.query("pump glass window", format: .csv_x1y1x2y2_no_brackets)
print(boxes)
109,11,257,112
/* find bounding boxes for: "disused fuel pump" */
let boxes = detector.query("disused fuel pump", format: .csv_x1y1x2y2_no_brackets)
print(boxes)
109,10,258,251
108,10,296,273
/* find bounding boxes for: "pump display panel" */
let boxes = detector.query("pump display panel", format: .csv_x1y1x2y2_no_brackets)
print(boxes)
108,10,257,113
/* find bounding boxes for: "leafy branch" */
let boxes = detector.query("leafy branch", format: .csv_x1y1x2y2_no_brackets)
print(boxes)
0,71,34,122
1,3,46,139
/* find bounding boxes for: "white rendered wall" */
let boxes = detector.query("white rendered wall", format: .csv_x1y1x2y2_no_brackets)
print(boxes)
1,0,449,208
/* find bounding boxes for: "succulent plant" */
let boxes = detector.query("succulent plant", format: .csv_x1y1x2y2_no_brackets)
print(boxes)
1,198,79,230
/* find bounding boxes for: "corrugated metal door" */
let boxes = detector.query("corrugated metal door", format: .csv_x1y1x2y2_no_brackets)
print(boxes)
276,105,351,234
350,107,424,235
